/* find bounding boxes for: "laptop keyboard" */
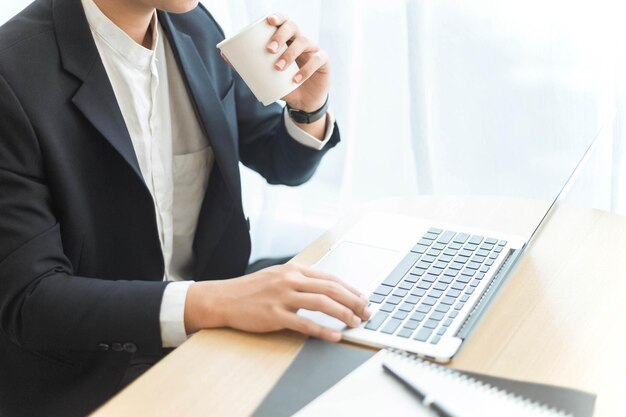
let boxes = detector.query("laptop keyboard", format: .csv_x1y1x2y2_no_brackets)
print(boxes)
364,228,507,344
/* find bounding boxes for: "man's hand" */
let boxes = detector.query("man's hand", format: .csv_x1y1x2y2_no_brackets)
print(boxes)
184,263,372,342
265,14,330,114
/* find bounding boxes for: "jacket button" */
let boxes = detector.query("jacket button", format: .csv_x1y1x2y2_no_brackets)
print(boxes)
98,343,110,351
111,342,123,352
123,343,137,353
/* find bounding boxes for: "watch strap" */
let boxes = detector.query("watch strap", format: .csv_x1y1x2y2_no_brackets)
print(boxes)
286,95,329,124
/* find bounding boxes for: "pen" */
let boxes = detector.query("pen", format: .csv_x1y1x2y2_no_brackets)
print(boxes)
382,361,457,417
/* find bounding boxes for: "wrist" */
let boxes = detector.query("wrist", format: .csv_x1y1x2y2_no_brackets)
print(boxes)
286,94,327,114
184,281,227,334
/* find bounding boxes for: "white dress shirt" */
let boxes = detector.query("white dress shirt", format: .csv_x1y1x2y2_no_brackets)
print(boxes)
81,0,334,347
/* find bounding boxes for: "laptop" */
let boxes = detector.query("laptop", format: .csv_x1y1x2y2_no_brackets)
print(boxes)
299,124,604,363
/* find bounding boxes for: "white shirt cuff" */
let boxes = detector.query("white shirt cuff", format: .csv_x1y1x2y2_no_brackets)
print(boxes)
159,280,194,348
283,108,335,151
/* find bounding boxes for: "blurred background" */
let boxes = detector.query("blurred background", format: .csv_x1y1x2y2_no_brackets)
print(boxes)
2,0,625,261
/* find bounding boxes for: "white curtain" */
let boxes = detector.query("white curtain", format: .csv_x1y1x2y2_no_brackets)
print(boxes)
2,1,625,260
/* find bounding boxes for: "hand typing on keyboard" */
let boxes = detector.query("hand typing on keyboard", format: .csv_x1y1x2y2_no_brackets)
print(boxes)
183,263,372,342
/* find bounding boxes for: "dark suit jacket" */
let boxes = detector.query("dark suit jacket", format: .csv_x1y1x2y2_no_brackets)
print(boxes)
0,0,339,415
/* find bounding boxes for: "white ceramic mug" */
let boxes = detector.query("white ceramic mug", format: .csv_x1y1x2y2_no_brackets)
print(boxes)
216,16,300,106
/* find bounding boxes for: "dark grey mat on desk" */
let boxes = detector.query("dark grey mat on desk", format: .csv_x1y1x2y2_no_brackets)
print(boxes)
251,338,596,417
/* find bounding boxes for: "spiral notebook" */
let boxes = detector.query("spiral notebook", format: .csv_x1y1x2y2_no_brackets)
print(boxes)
293,349,571,417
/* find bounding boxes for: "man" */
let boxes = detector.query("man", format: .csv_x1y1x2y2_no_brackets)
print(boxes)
0,0,371,415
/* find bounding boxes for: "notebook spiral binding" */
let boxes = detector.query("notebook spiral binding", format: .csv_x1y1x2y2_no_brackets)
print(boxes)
384,348,572,417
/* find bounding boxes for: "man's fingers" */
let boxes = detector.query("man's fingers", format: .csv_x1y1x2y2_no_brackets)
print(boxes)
290,293,362,328
274,36,313,71
293,276,370,321
266,13,287,27
266,19,299,54
292,50,328,84
282,312,342,343
296,263,363,298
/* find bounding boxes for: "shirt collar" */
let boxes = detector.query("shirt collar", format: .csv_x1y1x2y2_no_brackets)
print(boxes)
81,0,159,70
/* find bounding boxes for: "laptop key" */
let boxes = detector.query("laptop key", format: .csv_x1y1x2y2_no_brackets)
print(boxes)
476,249,490,257
421,274,437,283
374,285,393,296
447,289,461,298
410,312,425,322
411,288,426,297
464,243,479,251
423,319,438,329
364,311,389,330
422,296,437,306
427,268,442,276
430,311,445,321
392,310,408,320
449,310,459,319
433,282,448,291
449,242,462,250
465,287,475,295
437,230,456,244
453,233,469,244
405,319,420,329
439,254,453,263
455,302,465,311
416,281,432,290
430,335,441,344
433,261,447,270
443,318,453,326
424,232,439,240
436,327,447,336
443,248,458,256
426,249,442,257
418,238,433,246
427,289,443,298
451,282,466,290
498,240,508,246
443,268,458,277
381,318,402,334
386,295,403,305
428,227,443,235
468,235,483,245
456,275,470,284
435,304,451,313
415,261,431,270
432,242,446,250
421,254,436,263
393,288,409,297
470,279,480,288
471,255,486,263
441,296,455,305
369,294,385,304
381,251,422,287
397,327,414,338
399,280,413,290
404,275,418,283
475,272,485,280
461,268,475,277
485,237,498,244
411,244,429,254
405,295,420,304
410,268,426,277
414,328,433,342
398,302,414,312
480,265,490,273
467,261,481,270
460,294,470,302
379,303,395,313
416,304,431,314
439,275,453,284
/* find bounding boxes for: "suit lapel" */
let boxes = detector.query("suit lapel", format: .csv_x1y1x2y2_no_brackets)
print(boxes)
53,0,143,181
158,12,241,205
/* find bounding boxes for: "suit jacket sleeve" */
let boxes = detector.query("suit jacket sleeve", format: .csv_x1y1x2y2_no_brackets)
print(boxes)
234,73,340,186
0,73,168,356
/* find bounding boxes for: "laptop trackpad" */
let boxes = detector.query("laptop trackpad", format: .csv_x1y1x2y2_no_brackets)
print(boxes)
298,241,399,331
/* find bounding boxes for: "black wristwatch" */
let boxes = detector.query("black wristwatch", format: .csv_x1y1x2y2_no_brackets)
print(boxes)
286,95,329,124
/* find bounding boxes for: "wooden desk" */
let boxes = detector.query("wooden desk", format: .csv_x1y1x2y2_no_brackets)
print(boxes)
91,196,626,417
